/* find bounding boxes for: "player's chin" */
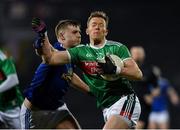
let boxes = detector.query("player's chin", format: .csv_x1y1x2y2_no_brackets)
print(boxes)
91,34,102,39
73,42,80,47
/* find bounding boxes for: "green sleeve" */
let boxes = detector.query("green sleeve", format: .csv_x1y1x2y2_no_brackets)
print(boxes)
117,45,131,60
68,47,79,63
1,58,16,76
68,45,85,63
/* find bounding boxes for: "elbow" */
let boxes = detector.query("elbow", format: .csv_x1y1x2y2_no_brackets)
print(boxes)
43,54,53,65
136,70,143,80
138,71,143,80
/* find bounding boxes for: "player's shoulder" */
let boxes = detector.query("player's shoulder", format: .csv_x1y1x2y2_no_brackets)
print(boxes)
53,42,65,51
160,77,169,84
74,44,87,48
106,40,125,47
0,50,7,61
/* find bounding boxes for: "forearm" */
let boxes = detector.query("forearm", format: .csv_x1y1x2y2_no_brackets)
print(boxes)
168,87,179,105
32,18,70,65
120,59,143,81
0,73,19,93
70,73,90,93
41,35,53,64
121,67,142,80
39,36,70,65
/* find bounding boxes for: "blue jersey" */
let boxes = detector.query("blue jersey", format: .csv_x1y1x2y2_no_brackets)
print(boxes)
151,78,170,112
24,42,72,110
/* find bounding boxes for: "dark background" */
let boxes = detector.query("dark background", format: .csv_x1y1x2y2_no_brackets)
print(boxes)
0,0,180,128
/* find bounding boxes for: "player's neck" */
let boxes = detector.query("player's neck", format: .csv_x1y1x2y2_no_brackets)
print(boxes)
61,42,69,49
62,44,69,49
90,39,107,49
90,38,106,48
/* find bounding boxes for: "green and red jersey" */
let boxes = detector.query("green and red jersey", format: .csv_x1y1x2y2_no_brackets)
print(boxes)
0,50,23,111
68,40,135,108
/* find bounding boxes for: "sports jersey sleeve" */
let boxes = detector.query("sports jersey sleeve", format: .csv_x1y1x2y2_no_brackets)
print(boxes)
117,45,131,61
67,47,80,63
1,58,16,76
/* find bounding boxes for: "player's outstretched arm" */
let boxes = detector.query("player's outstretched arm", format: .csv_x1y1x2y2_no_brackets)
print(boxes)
0,73,19,93
42,36,70,65
70,73,90,93
32,18,70,65
168,87,180,105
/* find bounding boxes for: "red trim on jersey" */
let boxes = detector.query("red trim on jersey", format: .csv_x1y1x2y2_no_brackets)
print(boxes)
120,111,132,119
0,71,5,80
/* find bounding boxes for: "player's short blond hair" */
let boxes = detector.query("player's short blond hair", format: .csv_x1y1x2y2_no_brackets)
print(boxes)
55,20,80,38
87,11,109,28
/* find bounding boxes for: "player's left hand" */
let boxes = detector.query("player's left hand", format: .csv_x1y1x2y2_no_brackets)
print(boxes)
32,17,47,37
61,73,72,82
97,55,117,74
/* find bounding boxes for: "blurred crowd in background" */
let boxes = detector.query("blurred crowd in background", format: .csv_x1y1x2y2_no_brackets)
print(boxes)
0,0,180,128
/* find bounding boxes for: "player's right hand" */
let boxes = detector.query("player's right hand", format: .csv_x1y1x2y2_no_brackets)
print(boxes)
32,17,47,37
97,55,117,74
33,37,44,49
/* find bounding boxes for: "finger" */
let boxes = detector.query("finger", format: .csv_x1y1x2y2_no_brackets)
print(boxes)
32,18,40,26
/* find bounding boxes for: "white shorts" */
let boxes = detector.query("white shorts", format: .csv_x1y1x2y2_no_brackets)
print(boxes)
20,103,77,129
0,106,21,129
149,110,169,123
103,94,141,128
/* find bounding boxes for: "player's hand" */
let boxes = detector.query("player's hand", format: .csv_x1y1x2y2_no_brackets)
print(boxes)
32,17,47,37
61,73,72,83
33,37,44,49
97,55,117,74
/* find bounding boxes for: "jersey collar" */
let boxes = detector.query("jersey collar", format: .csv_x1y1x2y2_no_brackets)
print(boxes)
90,40,107,49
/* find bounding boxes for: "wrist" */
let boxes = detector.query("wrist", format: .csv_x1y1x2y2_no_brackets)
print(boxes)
44,31,47,36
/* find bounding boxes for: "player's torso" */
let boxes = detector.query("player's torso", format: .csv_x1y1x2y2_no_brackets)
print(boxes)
24,62,72,109
77,40,128,75
71,40,134,108
152,78,169,111
0,51,23,111
24,43,72,109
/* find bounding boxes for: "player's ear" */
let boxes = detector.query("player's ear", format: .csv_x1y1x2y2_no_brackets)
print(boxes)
59,32,65,40
105,29,108,36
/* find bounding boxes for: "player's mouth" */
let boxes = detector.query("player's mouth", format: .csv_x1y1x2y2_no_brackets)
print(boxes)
93,31,100,34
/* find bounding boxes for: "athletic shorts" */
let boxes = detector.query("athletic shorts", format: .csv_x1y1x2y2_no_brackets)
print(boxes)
20,103,77,129
103,94,141,128
149,110,169,123
0,106,21,129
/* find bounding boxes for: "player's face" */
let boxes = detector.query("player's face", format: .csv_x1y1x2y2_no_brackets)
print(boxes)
61,25,81,48
86,17,108,41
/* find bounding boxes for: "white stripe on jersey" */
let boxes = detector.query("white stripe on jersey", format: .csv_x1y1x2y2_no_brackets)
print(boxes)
106,40,123,47
0,50,7,61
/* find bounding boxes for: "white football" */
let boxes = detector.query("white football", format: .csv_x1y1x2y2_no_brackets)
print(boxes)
101,54,124,81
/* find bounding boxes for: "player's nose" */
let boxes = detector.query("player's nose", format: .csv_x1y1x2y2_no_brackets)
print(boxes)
77,33,81,38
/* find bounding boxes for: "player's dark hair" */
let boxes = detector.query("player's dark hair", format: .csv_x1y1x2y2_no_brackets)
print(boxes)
55,19,81,38
87,11,109,28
